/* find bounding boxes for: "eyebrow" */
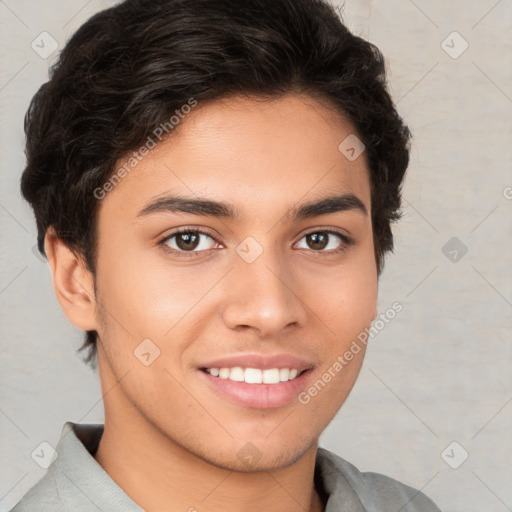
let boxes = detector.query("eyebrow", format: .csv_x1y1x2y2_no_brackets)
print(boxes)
136,193,368,220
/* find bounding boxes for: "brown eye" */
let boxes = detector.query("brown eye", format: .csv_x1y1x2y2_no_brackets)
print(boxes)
296,230,351,253
161,229,218,253
175,232,200,251
306,232,329,250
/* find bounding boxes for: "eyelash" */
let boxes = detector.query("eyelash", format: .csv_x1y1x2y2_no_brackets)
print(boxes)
157,227,354,258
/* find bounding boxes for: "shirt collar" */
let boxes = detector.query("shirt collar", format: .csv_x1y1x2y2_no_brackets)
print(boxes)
50,421,143,511
315,447,367,511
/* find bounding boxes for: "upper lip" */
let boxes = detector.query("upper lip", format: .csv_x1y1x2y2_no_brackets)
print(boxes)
198,352,315,372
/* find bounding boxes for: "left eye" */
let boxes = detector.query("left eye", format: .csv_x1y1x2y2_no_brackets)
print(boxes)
295,231,348,252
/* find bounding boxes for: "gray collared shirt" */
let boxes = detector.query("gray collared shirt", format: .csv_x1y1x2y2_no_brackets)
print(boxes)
10,422,442,511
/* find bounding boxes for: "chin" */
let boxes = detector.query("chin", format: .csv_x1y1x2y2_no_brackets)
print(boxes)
192,436,316,473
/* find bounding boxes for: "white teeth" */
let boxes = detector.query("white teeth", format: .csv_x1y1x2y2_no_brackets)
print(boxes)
279,368,290,381
229,367,245,382
244,368,263,384
219,368,230,379
262,368,280,384
205,367,303,384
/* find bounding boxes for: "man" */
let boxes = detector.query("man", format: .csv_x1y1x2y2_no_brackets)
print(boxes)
12,0,442,510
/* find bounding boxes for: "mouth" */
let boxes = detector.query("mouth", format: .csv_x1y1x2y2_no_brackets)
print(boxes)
200,366,307,384
198,366,314,409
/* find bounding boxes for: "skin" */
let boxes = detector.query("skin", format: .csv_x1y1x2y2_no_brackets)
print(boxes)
46,93,378,512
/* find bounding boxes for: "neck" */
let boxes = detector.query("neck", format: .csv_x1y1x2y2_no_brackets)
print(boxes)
94,413,325,512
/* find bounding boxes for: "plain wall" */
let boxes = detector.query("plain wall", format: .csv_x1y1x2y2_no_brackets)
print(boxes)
1,1,511,511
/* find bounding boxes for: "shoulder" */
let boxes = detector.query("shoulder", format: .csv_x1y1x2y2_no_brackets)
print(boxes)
9,421,142,512
9,472,64,512
316,447,442,511
9,422,98,512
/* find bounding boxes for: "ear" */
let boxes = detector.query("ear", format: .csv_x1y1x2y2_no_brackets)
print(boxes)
44,228,98,331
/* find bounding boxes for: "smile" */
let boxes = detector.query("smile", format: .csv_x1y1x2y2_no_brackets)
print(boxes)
203,367,304,384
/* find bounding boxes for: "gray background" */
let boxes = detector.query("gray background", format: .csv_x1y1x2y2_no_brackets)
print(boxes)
1,1,511,510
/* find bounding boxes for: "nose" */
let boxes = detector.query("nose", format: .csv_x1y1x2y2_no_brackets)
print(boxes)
220,248,308,337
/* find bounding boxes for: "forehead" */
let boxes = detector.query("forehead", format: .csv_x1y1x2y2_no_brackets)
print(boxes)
99,93,371,219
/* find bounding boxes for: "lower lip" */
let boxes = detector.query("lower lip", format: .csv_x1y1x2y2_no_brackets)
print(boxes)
199,369,313,409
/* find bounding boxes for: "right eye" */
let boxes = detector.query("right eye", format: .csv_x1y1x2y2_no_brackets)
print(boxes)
159,228,221,256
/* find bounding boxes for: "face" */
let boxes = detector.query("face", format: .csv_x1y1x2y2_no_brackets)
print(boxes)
92,93,377,471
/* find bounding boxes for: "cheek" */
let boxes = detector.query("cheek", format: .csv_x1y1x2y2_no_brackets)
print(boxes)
299,261,376,419
95,248,222,341
309,253,378,343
